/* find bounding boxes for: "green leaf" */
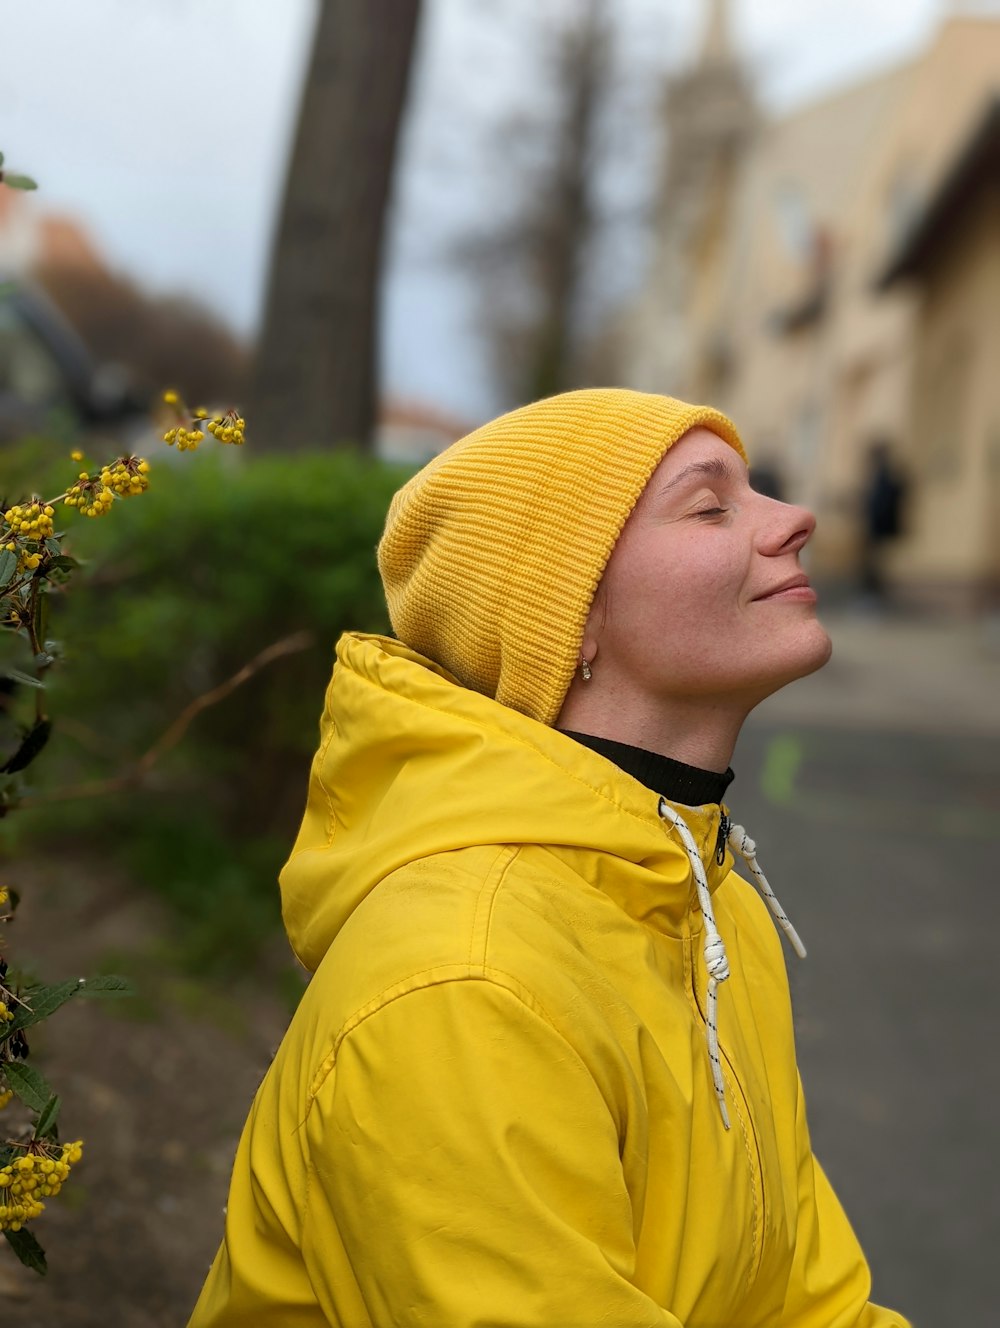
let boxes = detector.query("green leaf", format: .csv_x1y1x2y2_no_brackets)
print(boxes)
4,1062,55,1114
1,717,52,774
0,151,4,167
0,549,16,586
8,978,80,1032
45,554,79,575
4,1225,48,1275
78,974,132,997
33,1094,60,1140
1,668,44,690
3,174,38,191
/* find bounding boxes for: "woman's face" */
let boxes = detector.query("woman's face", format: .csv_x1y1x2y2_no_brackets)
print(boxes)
586,428,832,708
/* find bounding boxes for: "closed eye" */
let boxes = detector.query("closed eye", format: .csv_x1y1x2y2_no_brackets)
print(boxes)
694,506,729,518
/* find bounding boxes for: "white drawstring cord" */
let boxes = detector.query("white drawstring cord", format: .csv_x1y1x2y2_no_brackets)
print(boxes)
658,802,807,1130
727,823,807,959
658,799,732,1131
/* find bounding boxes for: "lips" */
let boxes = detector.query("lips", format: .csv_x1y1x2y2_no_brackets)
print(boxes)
754,574,814,601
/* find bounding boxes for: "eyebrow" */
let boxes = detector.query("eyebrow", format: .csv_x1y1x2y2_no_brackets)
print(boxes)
652,455,741,502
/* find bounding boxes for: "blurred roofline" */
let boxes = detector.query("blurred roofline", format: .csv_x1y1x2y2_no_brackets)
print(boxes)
762,12,999,129
876,95,1000,287
762,50,918,129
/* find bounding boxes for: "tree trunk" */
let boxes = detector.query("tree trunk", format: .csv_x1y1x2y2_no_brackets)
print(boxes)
526,0,606,402
250,0,422,452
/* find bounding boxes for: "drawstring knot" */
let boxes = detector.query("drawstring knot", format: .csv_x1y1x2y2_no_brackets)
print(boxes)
658,800,805,1130
703,931,729,984
731,826,756,856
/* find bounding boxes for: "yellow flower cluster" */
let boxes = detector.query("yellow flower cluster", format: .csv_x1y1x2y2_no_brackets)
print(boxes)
161,390,246,449
64,457,151,516
3,502,54,540
163,425,205,452
0,1140,83,1231
0,1091,12,1111
208,411,246,446
7,548,42,572
64,476,115,518
1,503,52,573
100,458,150,496
0,1003,14,1024
162,389,204,450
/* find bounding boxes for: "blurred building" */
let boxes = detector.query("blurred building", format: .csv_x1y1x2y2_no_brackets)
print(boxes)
0,190,138,441
617,3,1000,607
0,185,245,442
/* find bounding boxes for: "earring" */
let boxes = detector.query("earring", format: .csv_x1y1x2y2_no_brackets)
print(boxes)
580,657,592,682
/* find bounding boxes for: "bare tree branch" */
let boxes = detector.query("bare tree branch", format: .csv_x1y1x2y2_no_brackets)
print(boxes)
21,630,314,806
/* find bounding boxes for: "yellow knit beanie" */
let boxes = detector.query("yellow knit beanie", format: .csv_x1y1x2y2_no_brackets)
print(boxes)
377,387,747,725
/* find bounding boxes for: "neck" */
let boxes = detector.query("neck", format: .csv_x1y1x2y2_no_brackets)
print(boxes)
556,684,748,773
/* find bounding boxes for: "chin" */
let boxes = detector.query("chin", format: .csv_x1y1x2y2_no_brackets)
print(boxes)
777,621,833,688
743,622,833,705
806,620,834,671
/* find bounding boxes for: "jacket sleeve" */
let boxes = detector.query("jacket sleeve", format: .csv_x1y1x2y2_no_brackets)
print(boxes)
780,1071,912,1328
301,977,683,1327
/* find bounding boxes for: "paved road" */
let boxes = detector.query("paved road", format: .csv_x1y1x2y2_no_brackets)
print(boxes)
732,612,1000,1328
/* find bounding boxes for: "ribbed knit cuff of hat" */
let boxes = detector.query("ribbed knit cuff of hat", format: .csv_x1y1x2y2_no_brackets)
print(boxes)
377,388,747,726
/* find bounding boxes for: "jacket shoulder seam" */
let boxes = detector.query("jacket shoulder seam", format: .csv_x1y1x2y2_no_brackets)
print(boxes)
306,965,575,1109
469,844,521,970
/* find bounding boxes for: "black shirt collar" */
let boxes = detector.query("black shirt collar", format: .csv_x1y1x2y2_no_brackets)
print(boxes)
559,730,734,807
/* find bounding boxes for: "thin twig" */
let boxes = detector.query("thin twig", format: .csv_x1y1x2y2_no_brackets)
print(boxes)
18,629,314,806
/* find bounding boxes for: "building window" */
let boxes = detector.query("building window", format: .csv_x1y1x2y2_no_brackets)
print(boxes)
772,180,813,263
0,299,66,406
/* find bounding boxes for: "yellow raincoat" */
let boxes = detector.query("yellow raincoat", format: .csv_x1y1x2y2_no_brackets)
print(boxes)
189,632,911,1327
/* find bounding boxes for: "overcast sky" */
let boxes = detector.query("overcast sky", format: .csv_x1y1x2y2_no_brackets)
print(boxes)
0,0,952,418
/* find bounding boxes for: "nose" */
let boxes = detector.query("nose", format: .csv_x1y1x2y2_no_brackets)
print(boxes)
759,497,816,557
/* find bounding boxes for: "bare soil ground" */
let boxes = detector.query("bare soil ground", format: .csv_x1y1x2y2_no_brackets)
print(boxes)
0,855,297,1327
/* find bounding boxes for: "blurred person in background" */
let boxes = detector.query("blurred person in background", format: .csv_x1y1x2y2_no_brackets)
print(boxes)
189,389,911,1327
859,438,909,608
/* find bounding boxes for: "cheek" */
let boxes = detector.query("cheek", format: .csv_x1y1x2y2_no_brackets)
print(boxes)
606,536,741,650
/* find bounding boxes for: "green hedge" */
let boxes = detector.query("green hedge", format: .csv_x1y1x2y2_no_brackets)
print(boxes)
33,446,408,972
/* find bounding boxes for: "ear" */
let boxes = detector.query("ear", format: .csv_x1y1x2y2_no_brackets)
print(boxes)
579,633,599,668
581,578,608,662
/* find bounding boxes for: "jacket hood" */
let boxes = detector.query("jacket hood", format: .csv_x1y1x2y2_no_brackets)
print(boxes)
280,632,733,974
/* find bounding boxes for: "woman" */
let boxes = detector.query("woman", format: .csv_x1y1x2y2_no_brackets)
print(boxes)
189,389,911,1326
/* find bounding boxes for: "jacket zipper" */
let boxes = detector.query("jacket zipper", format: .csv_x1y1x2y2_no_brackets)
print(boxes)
691,822,766,1288
687,935,767,1287
715,813,731,865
